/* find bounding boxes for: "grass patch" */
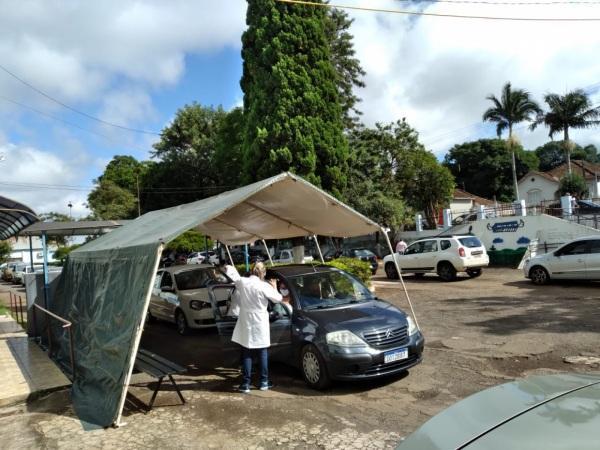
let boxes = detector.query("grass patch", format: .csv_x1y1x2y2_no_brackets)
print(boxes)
0,304,9,316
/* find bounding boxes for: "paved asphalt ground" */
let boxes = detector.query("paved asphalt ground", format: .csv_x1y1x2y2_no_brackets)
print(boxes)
1,267,599,449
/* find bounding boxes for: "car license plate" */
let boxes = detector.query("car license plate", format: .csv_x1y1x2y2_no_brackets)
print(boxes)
384,348,408,363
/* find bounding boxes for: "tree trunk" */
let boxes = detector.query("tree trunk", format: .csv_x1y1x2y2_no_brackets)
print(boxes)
508,127,519,201
564,128,572,175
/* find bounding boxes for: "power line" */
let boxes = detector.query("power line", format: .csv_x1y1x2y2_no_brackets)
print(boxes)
393,0,600,5
0,63,161,136
277,0,600,21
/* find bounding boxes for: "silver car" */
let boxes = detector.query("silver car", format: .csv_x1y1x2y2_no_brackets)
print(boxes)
148,264,232,335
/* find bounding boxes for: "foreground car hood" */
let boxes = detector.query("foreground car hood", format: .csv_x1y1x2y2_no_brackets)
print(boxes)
178,289,207,301
302,299,407,334
398,372,600,450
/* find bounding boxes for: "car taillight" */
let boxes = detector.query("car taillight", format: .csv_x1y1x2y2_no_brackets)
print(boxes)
458,247,466,257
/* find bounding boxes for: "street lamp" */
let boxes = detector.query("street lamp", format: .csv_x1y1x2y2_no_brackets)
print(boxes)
68,201,73,219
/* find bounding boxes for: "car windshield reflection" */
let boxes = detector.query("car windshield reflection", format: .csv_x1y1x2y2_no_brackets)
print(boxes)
289,271,374,310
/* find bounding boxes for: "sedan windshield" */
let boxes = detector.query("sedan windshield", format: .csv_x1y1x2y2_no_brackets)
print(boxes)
289,271,374,309
175,268,230,291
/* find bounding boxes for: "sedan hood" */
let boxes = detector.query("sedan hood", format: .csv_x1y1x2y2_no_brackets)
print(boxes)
398,372,600,450
178,289,208,302
302,299,407,334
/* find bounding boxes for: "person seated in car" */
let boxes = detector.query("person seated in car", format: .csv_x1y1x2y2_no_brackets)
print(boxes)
278,280,291,305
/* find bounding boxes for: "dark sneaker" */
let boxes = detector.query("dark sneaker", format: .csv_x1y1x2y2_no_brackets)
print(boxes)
238,384,250,394
259,381,273,391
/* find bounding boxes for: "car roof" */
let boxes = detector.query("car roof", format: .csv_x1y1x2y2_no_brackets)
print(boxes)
268,264,336,277
160,264,215,274
398,372,600,449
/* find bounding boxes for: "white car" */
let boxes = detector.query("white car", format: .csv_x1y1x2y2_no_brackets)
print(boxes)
272,249,314,264
187,251,218,265
523,236,600,285
13,265,43,284
383,235,489,281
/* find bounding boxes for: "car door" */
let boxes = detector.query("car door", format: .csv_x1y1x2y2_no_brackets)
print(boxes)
149,270,164,318
418,240,439,271
207,284,243,366
585,239,600,280
548,241,589,280
158,271,179,321
400,241,425,272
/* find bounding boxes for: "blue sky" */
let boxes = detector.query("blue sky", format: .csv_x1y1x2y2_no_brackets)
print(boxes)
1,0,600,217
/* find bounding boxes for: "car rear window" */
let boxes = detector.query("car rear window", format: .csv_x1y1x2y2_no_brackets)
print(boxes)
458,237,482,248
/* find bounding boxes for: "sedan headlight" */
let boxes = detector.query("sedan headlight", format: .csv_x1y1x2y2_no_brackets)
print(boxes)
407,316,418,336
189,300,209,310
326,330,366,347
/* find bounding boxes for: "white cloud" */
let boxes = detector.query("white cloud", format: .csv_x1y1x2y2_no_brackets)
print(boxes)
346,0,600,155
0,142,91,217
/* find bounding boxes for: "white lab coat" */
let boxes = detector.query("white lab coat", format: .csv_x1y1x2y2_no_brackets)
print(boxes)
231,274,283,349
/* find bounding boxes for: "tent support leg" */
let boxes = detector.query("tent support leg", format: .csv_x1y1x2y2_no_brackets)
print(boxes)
114,243,164,428
381,227,421,330
313,235,324,263
225,245,234,265
262,239,274,266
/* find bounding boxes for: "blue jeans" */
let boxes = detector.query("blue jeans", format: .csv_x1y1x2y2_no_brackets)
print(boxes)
241,347,268,387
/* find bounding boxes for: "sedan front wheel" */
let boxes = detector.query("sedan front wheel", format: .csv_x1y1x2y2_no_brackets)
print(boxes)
530,266,549,285
301,344,331,390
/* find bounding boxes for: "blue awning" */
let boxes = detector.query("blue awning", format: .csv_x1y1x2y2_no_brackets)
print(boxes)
0,195,38,240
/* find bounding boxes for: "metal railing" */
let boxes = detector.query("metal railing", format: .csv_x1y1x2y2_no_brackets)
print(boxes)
8,291,26,328
31,303,76,381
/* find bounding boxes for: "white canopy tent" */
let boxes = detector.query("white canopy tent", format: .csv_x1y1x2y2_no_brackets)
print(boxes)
50,172,416,427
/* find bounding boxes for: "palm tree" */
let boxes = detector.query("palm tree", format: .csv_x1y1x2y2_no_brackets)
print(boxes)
483,82,541,201
531,90,600,174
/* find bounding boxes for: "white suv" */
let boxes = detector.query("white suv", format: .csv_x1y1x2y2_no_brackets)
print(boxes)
383,235,489,281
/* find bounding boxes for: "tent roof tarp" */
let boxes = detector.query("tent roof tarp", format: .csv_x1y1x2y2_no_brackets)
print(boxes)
51,172,382,427
0,195,38,240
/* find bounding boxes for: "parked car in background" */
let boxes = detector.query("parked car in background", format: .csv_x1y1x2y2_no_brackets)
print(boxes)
272,248,314,264
340,248,378,274
523,235,600,285
148,264,233,335
451,212,478,226
13,264,43,284
228,248,268,265
383,235,489,281
398,372,600,449
209,265,424,389
187,250,218,265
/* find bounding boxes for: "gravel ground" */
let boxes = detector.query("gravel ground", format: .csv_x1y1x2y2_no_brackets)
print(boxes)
1,268,599,449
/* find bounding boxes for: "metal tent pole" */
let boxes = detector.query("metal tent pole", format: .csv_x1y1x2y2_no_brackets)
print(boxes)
381,227,420,330
42,232,50,309
28,236,34,270
262,239,274,266
225,245,234,265
313,235,324,263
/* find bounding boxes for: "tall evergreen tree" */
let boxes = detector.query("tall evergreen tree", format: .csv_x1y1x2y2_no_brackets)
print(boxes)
241,0,349,197
326,8,365,130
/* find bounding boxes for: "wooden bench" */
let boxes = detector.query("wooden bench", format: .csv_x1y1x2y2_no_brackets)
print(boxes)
133,348,186,411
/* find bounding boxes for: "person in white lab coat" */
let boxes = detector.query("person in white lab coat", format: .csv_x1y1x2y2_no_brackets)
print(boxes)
230,262,282,393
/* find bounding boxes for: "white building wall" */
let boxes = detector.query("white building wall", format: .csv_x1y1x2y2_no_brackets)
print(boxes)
518,175,558,205
7,236,57,263
398,214,600,252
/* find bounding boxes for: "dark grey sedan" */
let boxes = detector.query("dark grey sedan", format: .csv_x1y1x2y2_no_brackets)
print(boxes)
208,265,424,389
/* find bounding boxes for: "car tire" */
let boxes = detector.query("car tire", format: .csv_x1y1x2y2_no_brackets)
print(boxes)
437,262,457,282
530,266,549,285
466,268,482,278
385,262,399,280
175,310,190,336
301,344,331,390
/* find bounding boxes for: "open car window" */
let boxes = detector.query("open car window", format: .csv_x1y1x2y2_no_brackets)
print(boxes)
289,271,374,310
557,241,589,256
160,272,173,288
175,268,231,291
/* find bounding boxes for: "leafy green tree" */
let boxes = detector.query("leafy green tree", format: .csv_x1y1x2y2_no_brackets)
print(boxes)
558,173,588,198
241,0,349,197
213,107,245,188
326,8,365,130
54,244,82,265
532,90,600,174
444,139,538,202
483,82,541,200
347,119,454,229
0,240,11,263
535,141,599,171
166,230,213,254
87,180,137,220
